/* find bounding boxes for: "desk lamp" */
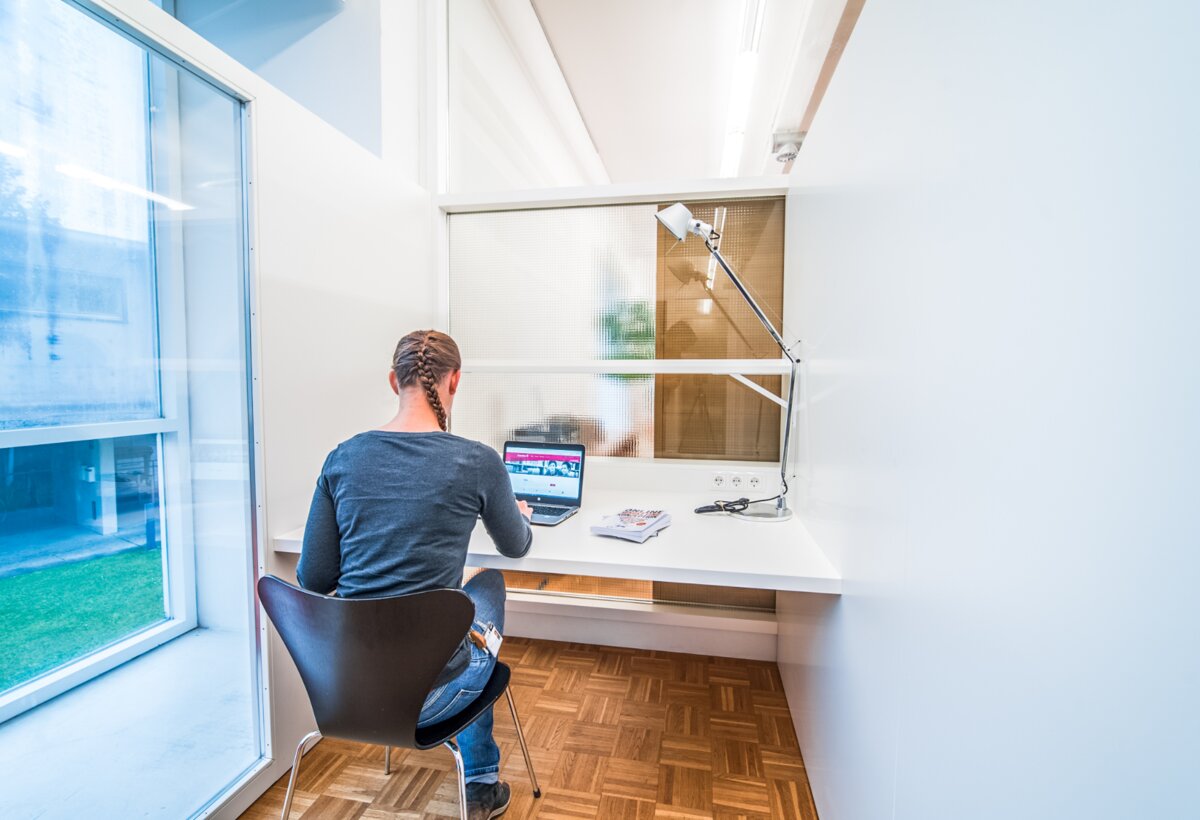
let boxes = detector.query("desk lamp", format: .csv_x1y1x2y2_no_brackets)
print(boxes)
655,202,800,522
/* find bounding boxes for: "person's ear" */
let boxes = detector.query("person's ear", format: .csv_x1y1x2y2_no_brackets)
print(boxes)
388,369,400,396
448,369,462,396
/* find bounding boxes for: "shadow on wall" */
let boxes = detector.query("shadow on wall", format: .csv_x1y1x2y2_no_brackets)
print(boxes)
172,0,345,58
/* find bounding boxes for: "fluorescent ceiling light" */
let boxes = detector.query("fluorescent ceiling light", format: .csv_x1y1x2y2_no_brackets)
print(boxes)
0,140,28,159
720,0,765,177
739,0,766,52
719,130,746,178
55,163,194,211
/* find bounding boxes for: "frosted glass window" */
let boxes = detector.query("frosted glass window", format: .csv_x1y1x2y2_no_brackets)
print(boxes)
448,198,785,461
655,198,787,461
449,204,656,360
452,373,654,457
656,198,787,360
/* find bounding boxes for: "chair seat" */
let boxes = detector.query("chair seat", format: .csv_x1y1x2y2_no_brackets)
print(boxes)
414,661,512,750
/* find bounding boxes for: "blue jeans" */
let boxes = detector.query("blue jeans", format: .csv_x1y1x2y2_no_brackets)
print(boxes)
418,568,505,784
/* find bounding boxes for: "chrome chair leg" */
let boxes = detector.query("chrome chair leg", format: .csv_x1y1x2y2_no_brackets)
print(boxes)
280,730,322,820
384,745,391,775
445,737,469,820
506,687,542,798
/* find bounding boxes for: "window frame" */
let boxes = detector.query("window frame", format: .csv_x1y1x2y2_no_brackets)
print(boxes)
0,423,194,725
0,0,274,807
0,0,251,725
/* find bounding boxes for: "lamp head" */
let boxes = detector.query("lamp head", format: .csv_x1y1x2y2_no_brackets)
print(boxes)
655,202,693,241
655,202,715,242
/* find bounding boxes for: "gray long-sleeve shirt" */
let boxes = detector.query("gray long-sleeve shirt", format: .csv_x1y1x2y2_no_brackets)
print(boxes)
297,430,532,684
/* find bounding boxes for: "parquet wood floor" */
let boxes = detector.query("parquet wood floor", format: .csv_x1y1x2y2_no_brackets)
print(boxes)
239,637,817,820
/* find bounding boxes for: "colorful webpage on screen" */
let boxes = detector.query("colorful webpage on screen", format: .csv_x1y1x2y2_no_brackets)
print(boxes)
504,446,582,501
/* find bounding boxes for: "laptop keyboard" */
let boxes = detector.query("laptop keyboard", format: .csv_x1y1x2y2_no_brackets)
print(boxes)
531,505,568,516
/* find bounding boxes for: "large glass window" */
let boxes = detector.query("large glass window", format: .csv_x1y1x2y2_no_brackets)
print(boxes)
0,0,160,428
0,1,261,815
0,434,164,692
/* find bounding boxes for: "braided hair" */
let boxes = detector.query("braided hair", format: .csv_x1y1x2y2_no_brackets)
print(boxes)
392,330,462,431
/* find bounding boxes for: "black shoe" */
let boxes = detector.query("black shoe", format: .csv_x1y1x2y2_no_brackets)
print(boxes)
465,780,511,820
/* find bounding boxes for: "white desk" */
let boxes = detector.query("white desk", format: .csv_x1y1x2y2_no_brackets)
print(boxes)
273,488,840,595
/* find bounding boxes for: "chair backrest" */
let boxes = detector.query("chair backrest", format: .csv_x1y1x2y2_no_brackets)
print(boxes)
257,575,475,749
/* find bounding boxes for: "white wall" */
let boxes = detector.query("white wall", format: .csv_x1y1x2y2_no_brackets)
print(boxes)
170,0,381,155
171,0,424,172
87,3,437,816
779,2,1200,819
243,77,435,820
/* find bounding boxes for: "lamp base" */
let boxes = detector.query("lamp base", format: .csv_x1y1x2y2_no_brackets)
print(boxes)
729,502,793,523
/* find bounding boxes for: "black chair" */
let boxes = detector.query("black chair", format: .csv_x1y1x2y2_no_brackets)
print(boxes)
256,575,541,820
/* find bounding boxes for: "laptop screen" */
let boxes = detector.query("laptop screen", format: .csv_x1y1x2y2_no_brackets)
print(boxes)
503,443,584,505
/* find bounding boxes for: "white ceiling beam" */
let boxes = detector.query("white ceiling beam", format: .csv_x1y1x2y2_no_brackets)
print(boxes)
436,176,789,213
484,0,609,185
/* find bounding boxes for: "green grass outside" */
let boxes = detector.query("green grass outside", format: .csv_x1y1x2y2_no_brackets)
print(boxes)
0,548,166,692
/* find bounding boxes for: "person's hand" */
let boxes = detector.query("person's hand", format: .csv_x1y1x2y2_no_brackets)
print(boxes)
517,500,533,520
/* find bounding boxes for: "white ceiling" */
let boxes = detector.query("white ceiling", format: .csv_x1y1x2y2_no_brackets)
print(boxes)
529,0,818,183
530,0,743,182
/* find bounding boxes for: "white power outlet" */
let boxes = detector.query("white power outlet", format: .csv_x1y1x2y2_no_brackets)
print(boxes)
714,472,768,493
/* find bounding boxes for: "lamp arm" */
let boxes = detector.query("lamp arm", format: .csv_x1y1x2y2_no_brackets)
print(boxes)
705,241,795,361
705,241,800,512
777,359,799,512
703,283,756,351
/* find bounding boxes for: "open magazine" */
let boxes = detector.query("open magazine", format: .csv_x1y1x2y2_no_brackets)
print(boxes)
590,509,672,543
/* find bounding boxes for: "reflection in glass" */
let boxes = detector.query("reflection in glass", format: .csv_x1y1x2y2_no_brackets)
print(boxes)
0,3,159,429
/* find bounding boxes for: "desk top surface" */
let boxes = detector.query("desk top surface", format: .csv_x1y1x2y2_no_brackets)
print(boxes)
274,488,840,594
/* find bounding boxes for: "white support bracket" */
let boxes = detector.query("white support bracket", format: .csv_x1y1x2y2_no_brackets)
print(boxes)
728,372,788,408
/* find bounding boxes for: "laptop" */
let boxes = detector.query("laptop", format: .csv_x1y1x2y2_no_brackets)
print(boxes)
502,441,586,526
